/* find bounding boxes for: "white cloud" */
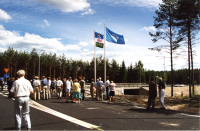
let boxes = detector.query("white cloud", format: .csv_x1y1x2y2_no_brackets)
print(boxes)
101,0,162,9
0,28,81,52
43,19,50,26
83,49,90,52
81,8,95,15
79,41,89,47
0,24,5,30
97,21,102,26
0,9,12,21
37,20,50,28
33,0,92,13
140,26,157,31
0,47,6,52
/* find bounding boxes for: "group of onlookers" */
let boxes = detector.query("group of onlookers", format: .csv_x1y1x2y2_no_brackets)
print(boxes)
90,77,117,103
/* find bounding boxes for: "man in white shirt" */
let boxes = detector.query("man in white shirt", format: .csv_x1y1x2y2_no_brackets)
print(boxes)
65,77,72,102
47,77,51,99
33,76,41,101
10,70,33,130
56,77,63,99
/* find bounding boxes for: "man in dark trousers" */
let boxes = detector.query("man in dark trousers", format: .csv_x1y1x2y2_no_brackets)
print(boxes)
62,78,66,97
80,77,85,100
0,78,4,92
8,77,15,98
146,77,157,110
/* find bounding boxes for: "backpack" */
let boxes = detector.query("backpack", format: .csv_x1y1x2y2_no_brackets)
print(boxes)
42,79,48,86
51,80,55,87
31,79,35,86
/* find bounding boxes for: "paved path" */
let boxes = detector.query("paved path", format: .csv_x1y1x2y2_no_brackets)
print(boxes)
0,90,199,130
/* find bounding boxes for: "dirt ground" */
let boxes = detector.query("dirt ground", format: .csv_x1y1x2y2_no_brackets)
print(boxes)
115,85,200,113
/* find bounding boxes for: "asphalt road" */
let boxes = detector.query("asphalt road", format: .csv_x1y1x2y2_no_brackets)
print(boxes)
0,90,199,130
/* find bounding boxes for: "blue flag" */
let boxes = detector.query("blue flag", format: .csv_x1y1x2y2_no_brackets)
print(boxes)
95,32,104,40
106,27,125,44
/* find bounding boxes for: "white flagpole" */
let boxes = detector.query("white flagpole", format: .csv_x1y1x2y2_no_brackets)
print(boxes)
104,24,106,83
94,30,96,83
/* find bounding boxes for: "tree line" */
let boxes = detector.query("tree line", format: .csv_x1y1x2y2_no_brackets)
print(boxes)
0,47,199,85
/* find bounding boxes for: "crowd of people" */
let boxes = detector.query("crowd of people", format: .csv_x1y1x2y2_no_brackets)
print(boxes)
1,69,167,130
29,75,117,104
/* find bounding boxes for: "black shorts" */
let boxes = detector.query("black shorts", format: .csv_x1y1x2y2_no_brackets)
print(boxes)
51,86,55,89
110,91,115,96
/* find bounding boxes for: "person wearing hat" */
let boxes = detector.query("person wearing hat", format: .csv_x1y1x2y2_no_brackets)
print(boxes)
33,76,41,100
80,77,85,100
158,77,165,109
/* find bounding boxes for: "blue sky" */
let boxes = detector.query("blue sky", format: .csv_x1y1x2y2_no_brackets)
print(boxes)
0,0,199,71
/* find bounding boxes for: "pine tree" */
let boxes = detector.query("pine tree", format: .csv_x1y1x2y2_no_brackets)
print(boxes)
149,0,183,96
176,0,200,96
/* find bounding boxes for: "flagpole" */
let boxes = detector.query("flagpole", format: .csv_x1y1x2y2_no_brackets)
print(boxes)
94,30,96,83
104,24,106,83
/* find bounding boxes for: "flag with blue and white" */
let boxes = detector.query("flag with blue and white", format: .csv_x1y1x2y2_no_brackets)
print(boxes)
106,27,125,44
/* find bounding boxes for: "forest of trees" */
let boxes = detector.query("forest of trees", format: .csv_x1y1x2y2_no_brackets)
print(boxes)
0,47,199,85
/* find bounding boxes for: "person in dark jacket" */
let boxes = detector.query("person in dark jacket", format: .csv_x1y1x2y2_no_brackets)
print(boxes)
146,77,157,110
8,77,15,98
80,77,85,100
0,78,4,92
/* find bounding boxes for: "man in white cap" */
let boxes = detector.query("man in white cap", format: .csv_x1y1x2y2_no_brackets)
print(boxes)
10,70,33,130
158,77,165,109
33,76,41,100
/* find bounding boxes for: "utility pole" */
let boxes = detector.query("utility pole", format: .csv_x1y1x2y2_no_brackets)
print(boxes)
39,50,44,80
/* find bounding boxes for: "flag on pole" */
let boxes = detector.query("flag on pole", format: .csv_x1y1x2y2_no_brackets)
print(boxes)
95,32,104,48
106,27,125,44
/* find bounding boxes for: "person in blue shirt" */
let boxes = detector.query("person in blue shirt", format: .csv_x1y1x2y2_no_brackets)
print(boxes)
96,77,103,101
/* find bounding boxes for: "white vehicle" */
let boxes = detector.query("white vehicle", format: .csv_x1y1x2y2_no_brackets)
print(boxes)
180,84,185,87
174,84,180,87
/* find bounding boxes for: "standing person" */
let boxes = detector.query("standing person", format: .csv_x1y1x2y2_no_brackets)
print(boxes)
42,76,48,100
69,77,73,99
90,79,95,99
0,78,4,92
51,78,56,94
62,78,66,97
80,77,85,100
158,77,166,109
105,77,110,100
108,81,117,103
95,79,99,99
146,77,157,110
47,77,51,99
65,77,72,103
56,77,63,99
8,77,15,98
96,77,103,101
72,79,81,103
10,70,33,130
33,76,41,101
